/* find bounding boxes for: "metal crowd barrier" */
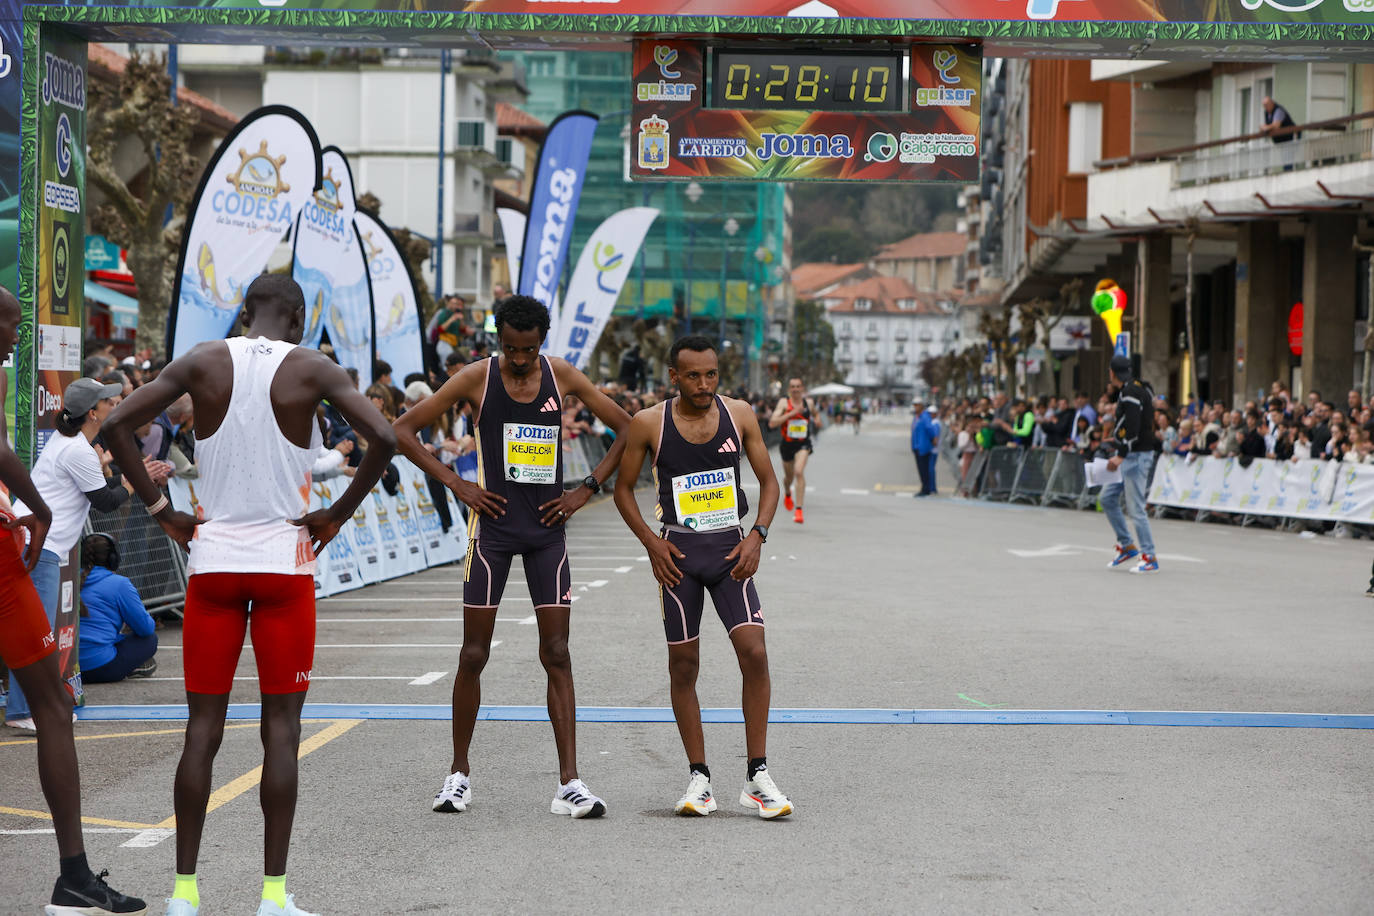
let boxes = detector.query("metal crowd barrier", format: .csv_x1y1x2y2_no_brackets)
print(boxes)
957,446,1100,511
84,495,188,617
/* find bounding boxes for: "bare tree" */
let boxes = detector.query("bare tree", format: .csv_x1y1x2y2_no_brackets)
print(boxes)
87,51,201,354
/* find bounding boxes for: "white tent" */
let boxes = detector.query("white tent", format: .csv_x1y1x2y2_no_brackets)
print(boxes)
810,382,855,396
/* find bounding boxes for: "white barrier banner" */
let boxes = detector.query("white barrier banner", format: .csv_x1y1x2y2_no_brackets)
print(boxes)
294,147,374,388
368,485,408,581
551,207,658,371
308,480,363,598
169,106,321,358
397,463,466,567
1150,454,1348,520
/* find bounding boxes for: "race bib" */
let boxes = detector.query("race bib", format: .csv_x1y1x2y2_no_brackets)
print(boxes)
503,423,559,484
671,467,739,532
786,418,809,439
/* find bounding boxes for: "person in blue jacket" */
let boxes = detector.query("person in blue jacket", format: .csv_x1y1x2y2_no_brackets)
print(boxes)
911,400,941,496
78,532,158,683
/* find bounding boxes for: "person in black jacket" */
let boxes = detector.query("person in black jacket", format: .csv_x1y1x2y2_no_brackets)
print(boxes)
1103,354,1160,573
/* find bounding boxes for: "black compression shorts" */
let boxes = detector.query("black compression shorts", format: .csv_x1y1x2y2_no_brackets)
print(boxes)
779,439,813,463
464,536,571,609
658,528,763,644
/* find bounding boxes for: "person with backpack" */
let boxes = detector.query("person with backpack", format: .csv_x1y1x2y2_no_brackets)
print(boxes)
1103,355,1161,574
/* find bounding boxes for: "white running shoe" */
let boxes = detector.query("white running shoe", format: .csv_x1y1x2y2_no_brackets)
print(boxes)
674,772,717,816
6,717,36,731
551,778,606,818
254,895,317,916
164,899,198,916
432,771,471,813
739,768,793,819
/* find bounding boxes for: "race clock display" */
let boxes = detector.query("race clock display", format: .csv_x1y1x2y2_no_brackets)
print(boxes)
709,49,904,113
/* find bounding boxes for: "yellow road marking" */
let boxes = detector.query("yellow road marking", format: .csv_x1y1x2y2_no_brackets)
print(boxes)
0,805,156,831
154,719,362,829
0,722,259,748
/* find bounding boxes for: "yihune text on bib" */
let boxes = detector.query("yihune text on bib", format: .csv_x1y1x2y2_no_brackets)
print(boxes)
786,418,809,439
671,467,739,532
503,422,559,484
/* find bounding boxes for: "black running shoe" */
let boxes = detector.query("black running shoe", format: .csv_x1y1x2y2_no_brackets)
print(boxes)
128,658,158,678
47,868,148,915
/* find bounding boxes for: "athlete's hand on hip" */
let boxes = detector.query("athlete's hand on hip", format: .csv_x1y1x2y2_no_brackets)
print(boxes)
539,487,590,527
290,507,343,555
3,512,49,572
156,509,205,553
725,531,762,581
647,536,686,587
452,478,506,518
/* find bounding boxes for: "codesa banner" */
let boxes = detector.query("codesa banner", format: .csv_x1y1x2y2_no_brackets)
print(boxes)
630,40,980,183
293,146,374,388
167,105,320,358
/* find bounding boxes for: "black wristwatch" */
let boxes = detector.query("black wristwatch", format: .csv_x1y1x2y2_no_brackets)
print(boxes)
751,524,768,542
582,475,601,494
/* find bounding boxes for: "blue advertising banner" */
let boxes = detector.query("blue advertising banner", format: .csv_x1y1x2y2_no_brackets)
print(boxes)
167,105,320,359
293,146,374,388
516,110,598,317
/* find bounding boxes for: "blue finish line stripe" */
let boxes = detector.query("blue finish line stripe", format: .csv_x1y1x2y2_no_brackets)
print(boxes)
75,705,1374,729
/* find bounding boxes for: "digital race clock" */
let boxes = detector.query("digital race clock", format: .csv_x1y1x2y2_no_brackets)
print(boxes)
709,48,904,113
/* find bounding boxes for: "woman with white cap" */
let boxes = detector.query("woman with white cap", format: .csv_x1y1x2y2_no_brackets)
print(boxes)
7,376,132,730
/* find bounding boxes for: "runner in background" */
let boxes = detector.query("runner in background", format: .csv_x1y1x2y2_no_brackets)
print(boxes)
769,377,816,524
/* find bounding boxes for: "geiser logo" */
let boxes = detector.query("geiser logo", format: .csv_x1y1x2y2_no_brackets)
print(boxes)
302,166,349,239
55,113,73,178
531,161,581,305
41,52,85,110
214,139,294,225
755,132,853,162
638,45,695,102
654,45,680,79
592,241,625,294
638,116,670,170
915,49,977,107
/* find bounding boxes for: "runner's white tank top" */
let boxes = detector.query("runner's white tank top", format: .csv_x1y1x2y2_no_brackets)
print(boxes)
187,337,320,576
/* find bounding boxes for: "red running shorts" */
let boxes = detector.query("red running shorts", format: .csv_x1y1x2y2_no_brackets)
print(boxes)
183,572,316,695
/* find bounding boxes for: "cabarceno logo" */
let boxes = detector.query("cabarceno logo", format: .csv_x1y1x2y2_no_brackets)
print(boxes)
866,132,897,163
52,224,69,300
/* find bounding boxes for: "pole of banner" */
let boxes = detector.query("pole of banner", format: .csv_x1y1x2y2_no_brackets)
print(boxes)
434,49,449,301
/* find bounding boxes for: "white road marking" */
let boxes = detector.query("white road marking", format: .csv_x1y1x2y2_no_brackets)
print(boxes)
122,828,176,848
587,579,608,588
519,614,537,625
409,671,447,686
841,488,871,496
1009,543,1205,563
615,566,632,573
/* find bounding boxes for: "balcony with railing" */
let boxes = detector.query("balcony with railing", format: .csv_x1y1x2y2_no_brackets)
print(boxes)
1088,110,1374,228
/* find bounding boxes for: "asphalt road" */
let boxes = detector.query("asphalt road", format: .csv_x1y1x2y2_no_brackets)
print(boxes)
2,411,1371,914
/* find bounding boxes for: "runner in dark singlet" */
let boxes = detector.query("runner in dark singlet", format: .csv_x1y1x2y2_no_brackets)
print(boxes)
614,335,792,819
394,294,631,819
769,377,816,525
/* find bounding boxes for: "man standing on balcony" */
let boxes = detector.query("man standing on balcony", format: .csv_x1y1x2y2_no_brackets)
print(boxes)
1260,97,1298,144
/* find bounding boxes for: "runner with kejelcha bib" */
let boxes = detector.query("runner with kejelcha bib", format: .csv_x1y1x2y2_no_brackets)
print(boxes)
394,294,631,821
